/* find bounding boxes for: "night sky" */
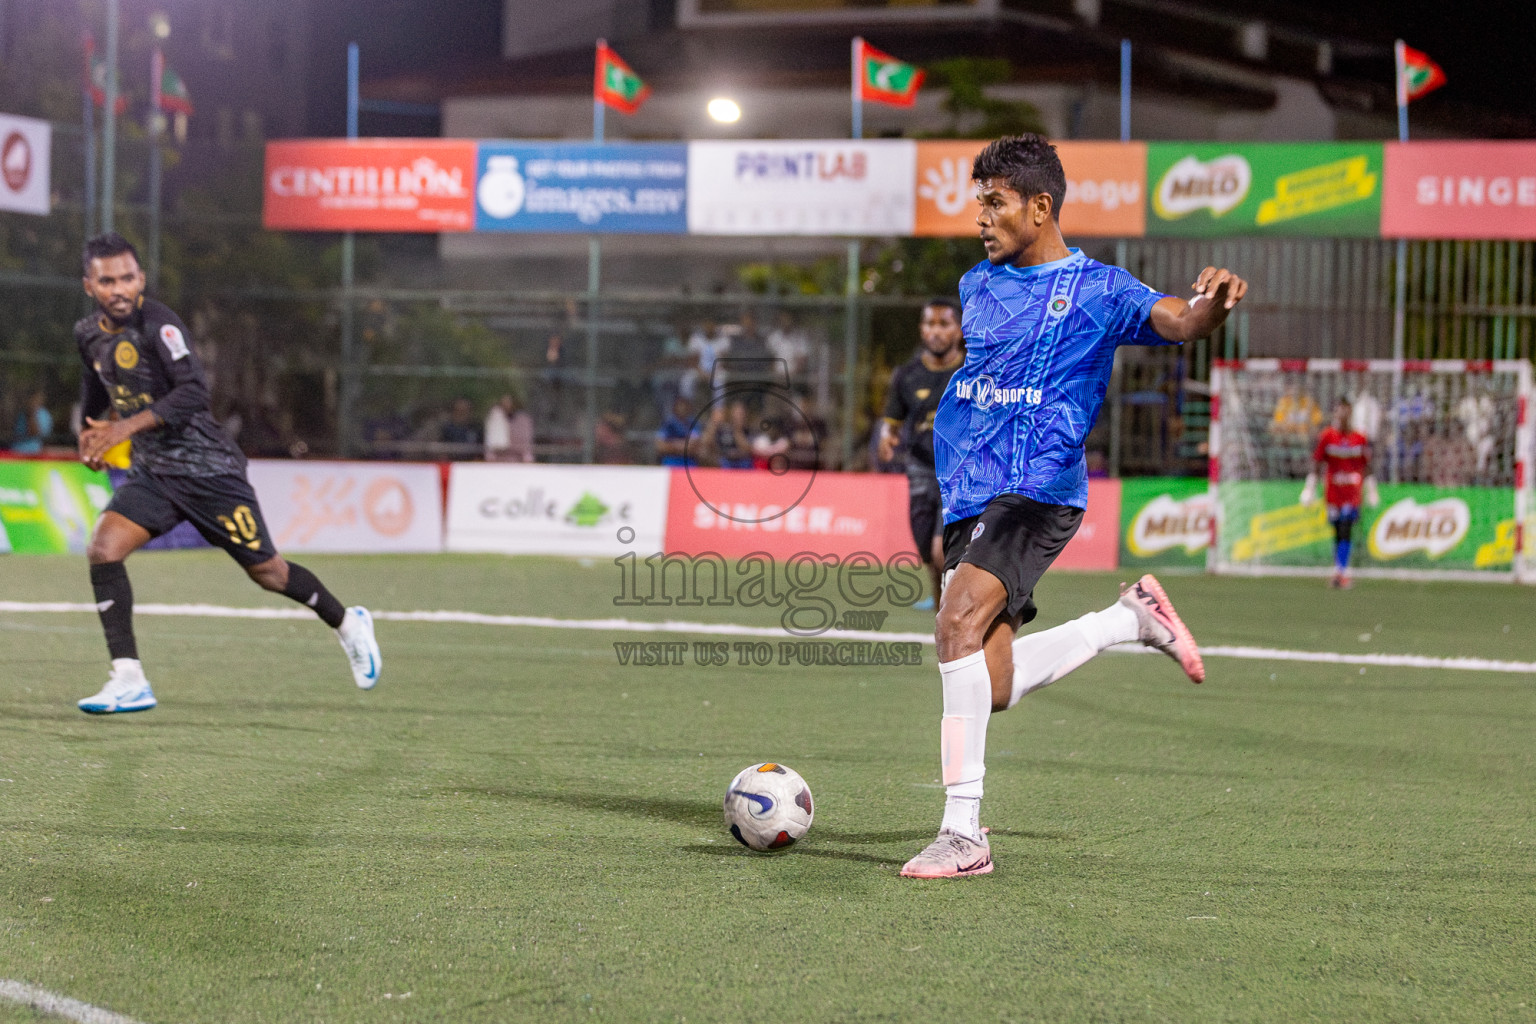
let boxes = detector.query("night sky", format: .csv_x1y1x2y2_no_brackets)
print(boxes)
304,0,1533,136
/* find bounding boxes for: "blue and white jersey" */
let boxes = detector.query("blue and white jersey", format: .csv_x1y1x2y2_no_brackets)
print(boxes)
934,249,1173,519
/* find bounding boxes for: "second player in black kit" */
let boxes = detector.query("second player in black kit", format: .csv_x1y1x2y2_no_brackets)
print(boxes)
879,299,966,607
72,233,382,714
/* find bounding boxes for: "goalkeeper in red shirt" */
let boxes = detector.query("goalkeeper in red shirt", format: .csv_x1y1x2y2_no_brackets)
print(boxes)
1301,397,1378,588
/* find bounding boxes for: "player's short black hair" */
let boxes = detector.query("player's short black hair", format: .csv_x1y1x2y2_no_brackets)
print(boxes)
922,297,962,320
82,232,139,275
970,134,1067,221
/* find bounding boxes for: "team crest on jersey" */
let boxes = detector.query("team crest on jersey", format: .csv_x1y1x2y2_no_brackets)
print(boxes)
1048,296,1072,317
113,340,139,370
971,522,986,541
160,324,190,361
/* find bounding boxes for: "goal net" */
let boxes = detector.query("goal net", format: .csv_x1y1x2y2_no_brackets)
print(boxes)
1209,358,1535,582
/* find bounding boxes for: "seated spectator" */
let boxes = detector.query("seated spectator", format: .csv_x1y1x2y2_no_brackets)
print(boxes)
766,312,811,380
595,412,634,465
11,389,52,454
440,397,483,455
751,416,790,471
485,394,535,463
656,397,700,467
701,399,753,469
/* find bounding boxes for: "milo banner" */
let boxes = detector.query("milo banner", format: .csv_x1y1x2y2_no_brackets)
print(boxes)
0,459,112,554
1218,481,1517,572
1119,477,1213,569
1147,143,1383,238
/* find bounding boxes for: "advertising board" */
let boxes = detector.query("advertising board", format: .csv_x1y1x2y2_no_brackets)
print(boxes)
263,139,478,232
447,464,670,557
475,143,687,233
246,460,444,553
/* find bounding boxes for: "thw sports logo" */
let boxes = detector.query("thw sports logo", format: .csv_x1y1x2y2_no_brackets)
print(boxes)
954,375,1042,407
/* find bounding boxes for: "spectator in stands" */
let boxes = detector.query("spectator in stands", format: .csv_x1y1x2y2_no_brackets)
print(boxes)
701,399,753,468
484,394,535,463
11,389,52,453
786,392,824,472
751,415,790,471
595,412,635,465
684,318,732,399
655,397,699,467
440,397,483,456
766,311,811,380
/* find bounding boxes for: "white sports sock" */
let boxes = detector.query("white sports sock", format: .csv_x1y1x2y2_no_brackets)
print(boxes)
939,650,991,806
336,610,358,640
1007,601,1140,708
941,795,982,841
111,657,144,680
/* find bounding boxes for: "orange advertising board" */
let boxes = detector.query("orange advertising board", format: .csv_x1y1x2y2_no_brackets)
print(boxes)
263,139,477,232
914,140,1146,238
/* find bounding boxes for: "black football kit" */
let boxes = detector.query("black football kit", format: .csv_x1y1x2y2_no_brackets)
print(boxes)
882,352,964,552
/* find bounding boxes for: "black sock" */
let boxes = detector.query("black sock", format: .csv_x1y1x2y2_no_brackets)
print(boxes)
282,562,346,628
90,561,138,660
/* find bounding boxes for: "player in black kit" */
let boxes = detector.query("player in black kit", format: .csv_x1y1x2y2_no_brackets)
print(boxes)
72,233,381,713
878,298,966,609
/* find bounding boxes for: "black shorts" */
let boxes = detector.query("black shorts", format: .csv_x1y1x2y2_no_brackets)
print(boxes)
942,493,1083,630
906,463,943,557
106,471,277,567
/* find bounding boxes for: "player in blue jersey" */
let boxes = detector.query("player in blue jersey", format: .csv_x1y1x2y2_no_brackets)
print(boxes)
901,135,1248,879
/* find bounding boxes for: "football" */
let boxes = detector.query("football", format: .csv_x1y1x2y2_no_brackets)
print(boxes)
723,762,814,852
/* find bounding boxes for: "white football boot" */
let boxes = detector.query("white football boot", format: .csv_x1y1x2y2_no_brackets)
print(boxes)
78,659,157,714
337,606,381,690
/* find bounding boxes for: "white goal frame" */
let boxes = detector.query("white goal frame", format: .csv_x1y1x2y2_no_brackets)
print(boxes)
1208,358,1535,584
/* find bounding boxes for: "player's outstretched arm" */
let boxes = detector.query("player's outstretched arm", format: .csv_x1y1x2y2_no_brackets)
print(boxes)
1149,266,1249,344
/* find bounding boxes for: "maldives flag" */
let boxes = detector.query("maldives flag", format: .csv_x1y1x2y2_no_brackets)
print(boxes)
1396,41,1446,104
856,39,923,107
83,35,129,114
594,40,650,115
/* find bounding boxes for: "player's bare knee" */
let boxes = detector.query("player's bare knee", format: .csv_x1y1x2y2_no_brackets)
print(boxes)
935,602,989,659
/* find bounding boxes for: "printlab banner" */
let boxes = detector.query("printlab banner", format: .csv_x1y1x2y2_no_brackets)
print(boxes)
0,112,50,216
475,143,687,233
1217,480,1517,572
687,140,916,236
1147,142,1383,238
246,460,445,553
0,459,111,554
446,463,670,557
1382,142,1536,240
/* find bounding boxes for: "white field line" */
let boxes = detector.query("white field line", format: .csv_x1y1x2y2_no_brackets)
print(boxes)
0,979,146,1024
3,601,1533,675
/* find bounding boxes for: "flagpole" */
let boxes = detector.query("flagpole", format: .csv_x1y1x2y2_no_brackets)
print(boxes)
585,39,605,464
339,41,359,458
147,46,164,291
850,36,863,141
101,0,119,233
82,35,97,244
1389,38,1408,483
594,39,606,144
843,35,863,470
1119,39,1131,143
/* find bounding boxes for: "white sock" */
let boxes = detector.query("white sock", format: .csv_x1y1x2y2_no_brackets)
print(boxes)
111,657,144,680
941,795,981,841
336,611,357,640
938,649,991,838
1007,601,1140,708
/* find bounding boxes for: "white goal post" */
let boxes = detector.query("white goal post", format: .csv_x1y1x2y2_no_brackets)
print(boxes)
1209,358,1535,583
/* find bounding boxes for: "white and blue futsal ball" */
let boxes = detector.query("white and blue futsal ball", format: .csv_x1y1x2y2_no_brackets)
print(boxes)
723,762,814,852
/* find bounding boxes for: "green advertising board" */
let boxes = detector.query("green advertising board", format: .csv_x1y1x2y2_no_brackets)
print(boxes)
0,460,112,554
1217,481,1517,572
1119,477,1212,570
1146,142,1384,238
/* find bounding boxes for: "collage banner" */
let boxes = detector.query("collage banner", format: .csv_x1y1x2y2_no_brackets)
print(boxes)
263,138,1536,241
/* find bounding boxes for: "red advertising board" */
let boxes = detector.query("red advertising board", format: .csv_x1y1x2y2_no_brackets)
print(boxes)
1382,142,1536,240
664,469,1121,571
263,140,477,232
1052,478,1121,571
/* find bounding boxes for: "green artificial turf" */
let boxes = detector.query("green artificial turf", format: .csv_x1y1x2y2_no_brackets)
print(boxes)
2,552,1534,1022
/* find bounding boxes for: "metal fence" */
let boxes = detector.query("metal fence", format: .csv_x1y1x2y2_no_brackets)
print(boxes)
4,236,1534,475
